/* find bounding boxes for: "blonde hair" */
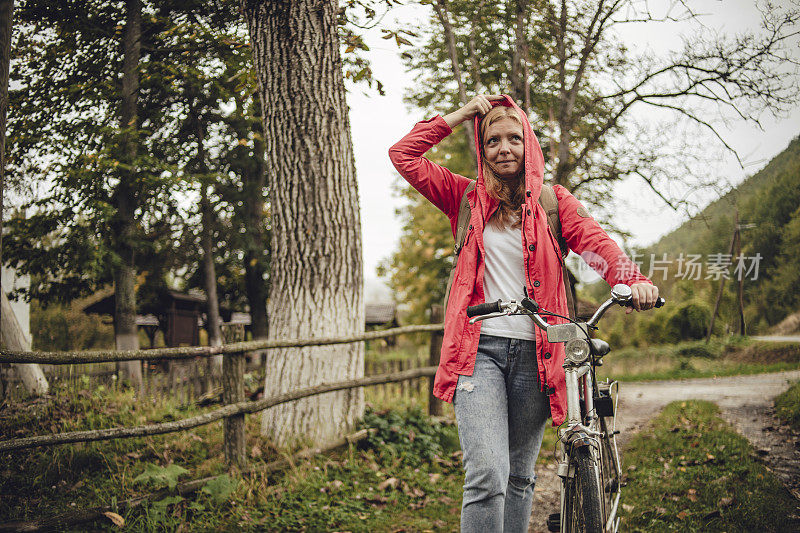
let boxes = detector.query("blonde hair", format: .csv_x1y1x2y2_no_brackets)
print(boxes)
479,106,526,229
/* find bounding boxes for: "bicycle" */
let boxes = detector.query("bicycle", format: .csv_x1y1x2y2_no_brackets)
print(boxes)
466,283,664,533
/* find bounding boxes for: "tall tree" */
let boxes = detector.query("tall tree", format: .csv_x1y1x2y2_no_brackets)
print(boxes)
405,0,799,215
243,0,365,445
112,0,143,388
382,0,799,320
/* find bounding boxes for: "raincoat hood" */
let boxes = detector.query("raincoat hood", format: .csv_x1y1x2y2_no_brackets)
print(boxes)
471,95,546,222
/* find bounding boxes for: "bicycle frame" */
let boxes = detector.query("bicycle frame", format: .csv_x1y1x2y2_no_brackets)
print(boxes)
467,284,661,533
558,359,621,533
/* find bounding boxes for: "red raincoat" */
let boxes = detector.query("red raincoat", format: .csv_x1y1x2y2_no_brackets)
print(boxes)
388,96,651,425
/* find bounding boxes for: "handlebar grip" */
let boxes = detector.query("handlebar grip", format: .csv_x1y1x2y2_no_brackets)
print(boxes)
467,300,502,317
624,297,666,308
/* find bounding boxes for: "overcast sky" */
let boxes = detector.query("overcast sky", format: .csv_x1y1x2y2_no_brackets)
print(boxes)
348,0,800,300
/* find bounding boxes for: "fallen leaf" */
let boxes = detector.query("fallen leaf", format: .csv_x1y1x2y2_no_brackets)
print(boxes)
103,512,125,527
621,504,634,512
677,510,689,520
719,497,733,507
378,477,399,491
251,445,262,458
428,473,441,484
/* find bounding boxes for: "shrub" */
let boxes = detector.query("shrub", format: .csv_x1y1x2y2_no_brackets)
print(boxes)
359,407,459,466
664,300,712,341
676,343,717,359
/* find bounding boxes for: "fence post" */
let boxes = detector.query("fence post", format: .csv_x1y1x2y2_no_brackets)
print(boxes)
428,304,444,416
223,350,246,469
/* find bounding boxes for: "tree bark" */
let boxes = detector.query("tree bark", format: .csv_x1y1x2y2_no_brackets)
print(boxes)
111,0,142,390
242,99,268,361
1,290,48,396
243,0,365,446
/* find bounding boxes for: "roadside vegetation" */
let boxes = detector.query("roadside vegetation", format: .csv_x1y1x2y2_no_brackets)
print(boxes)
622,400,797,532
775,380,800,431
597,338,800,382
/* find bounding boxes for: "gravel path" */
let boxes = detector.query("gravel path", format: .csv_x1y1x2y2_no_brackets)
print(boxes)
528,370,800,532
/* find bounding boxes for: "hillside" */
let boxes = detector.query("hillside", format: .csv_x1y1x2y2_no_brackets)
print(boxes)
649,135,800,258
642,134,800,332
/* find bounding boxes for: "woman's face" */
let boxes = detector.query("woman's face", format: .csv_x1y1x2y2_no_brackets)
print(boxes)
483,117,524,180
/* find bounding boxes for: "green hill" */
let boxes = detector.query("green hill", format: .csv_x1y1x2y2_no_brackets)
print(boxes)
644,134,800,333
582,134,800,346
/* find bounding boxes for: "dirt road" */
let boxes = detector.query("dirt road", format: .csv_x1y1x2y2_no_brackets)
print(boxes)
529,370,800,532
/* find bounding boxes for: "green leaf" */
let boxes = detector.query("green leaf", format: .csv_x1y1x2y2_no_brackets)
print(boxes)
201,474,240,504
133,463,189,490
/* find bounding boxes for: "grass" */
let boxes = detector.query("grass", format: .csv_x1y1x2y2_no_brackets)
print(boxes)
0,379,472,532
775,381,800,431
621,400,799,532
4,356,798,531
597,338,800,382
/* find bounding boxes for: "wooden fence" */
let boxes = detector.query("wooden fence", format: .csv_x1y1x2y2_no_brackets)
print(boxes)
0,308,447,472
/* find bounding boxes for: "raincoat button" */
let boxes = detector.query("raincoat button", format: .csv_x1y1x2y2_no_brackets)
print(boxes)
533,280,540,287
469,224,473,230
528,244,535,251
526,190,531,197
545,352,552,359
527,209,532,215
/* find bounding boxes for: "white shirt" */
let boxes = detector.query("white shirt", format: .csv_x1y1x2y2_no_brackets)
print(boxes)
481,222,536,341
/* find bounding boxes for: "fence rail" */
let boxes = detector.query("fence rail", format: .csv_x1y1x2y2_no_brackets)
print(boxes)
0,324,443,365
0,316,447,470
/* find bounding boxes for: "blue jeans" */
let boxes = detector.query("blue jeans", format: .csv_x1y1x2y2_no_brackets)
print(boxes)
453,334,550,533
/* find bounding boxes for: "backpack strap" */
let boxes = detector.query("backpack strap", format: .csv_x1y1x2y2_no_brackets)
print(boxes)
454,181,476,256
443,181,476,311
539,184,576,318
538,184,568,258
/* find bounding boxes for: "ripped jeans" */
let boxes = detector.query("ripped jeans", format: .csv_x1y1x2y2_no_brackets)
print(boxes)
453,334,550,533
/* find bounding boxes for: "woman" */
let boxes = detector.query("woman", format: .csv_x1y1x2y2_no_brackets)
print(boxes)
388,94,659,532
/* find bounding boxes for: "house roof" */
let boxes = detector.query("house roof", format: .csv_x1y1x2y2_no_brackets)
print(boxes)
366,303,396,325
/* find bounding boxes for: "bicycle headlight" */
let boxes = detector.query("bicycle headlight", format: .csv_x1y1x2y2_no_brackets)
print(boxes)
564,338,590,364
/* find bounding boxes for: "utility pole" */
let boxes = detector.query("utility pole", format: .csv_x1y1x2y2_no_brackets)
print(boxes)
706,210,756,342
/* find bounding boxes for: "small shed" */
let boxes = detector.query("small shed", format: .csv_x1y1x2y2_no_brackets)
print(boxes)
83,290,205,348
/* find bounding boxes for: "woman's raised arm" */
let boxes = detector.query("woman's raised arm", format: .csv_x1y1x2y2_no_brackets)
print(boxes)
388,95,503,220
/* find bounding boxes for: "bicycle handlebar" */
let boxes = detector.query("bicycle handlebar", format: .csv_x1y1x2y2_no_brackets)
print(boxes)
466,288,666,332
466,300,502,318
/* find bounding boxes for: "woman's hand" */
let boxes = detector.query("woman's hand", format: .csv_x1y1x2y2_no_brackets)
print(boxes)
626,283,660,314
443,95,504,129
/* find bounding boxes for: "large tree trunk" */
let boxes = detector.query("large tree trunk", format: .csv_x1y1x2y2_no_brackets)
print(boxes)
243,0,365,446
242,100,268,357
1,290,48,396
112,0,142,390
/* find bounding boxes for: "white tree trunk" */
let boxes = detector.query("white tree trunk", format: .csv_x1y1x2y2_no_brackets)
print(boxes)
1,290,48,395
244,0,365,446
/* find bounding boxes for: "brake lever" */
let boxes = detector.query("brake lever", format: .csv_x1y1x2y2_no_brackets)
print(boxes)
468,311,508,324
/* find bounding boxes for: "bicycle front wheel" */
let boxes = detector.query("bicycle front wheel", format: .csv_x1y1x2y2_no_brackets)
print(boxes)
564,445,603,533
